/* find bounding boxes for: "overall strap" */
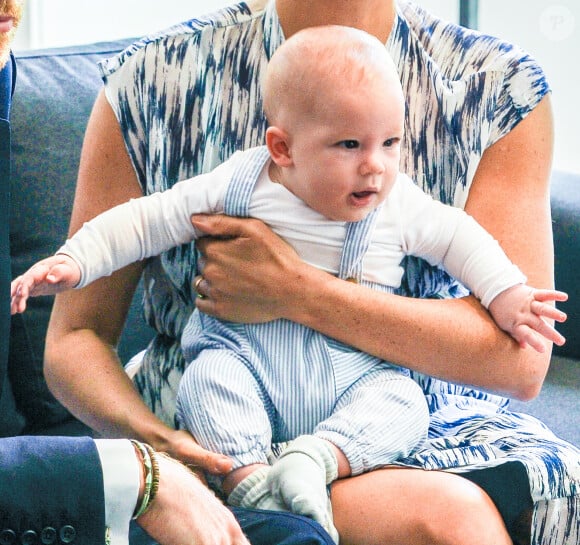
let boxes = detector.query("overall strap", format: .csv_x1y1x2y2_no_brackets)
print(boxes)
338,206,382,282
223,144,380,283
224,146,271,217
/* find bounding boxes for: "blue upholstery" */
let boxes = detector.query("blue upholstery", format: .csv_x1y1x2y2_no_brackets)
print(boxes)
550,169,580,359
9,40,153,434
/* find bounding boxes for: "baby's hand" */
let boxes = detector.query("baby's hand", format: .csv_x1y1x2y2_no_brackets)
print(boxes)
488,285,568,353
10,254,81,314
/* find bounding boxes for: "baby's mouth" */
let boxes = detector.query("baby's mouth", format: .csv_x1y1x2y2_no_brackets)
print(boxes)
350,190,377,207
352,191,374,198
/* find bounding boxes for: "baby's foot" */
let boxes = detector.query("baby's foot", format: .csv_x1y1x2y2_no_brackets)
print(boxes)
267,435,339,543
227,466,288,512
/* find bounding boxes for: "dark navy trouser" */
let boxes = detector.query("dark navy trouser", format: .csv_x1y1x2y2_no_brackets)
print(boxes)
130,507,334,545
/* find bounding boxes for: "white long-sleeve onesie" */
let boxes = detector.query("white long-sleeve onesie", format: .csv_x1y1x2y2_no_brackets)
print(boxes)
61,147,525,308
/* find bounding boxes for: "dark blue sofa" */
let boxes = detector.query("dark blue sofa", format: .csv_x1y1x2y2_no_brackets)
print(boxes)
5,40,579,446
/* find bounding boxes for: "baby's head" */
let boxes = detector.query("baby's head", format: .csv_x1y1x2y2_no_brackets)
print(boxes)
263,25,405,222
263,25,402,127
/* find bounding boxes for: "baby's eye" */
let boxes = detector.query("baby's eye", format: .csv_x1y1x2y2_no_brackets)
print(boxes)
383,138,399,147
339,140,360,149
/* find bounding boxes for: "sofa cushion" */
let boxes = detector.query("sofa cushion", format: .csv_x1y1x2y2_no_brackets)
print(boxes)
10,40,153,433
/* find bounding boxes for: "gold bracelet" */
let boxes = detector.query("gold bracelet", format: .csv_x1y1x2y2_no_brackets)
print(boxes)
142,443,160,509
130,440,154,519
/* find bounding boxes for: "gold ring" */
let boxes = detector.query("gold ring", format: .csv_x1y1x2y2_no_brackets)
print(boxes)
194,276,206,299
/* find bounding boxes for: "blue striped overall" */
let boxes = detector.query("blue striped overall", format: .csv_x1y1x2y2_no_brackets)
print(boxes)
176,147,429,475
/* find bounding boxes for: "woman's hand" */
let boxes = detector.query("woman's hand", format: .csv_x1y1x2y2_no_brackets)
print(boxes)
193,214,309,323
157,429,233,477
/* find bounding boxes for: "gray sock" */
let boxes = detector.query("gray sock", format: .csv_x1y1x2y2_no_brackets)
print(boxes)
267,435,339,543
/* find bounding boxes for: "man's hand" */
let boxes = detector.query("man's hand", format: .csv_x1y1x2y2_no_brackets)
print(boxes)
137,453,250,545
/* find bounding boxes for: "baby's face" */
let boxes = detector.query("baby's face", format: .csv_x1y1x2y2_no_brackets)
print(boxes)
282,73,405,223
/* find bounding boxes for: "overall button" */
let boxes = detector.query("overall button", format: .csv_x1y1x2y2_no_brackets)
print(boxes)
20,531,37,545
0,529,16,545
58,527,75,544
40,528,56,545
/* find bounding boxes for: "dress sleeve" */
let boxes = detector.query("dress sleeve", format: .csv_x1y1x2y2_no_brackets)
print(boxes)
100,40,170,191
98,16,217,191
485,43,550,146
98,6,257,193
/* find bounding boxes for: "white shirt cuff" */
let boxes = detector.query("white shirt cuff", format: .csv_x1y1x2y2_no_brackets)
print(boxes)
94,439,140,545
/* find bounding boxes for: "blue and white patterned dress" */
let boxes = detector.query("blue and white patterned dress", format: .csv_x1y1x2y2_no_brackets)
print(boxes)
99,1,579,542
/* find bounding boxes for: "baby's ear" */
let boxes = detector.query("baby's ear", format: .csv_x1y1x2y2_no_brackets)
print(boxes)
265,126,293,167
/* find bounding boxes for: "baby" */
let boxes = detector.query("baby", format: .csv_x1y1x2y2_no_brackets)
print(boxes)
11,25,567,542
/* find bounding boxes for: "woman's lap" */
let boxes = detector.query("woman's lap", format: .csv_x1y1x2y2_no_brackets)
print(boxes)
330,466,513,545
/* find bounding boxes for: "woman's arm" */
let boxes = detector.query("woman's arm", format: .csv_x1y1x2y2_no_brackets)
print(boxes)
195,96,556,400
44,90,231,473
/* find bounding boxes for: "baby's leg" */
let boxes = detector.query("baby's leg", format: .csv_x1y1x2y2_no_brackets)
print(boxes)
315,364,430,475
177,348,330,517
176,349,275,494
265,366,428,543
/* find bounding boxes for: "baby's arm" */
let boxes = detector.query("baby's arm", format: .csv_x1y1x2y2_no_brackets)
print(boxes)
488,285,568,353
10,254,81,314
400,179,568,353
11,157,234,314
